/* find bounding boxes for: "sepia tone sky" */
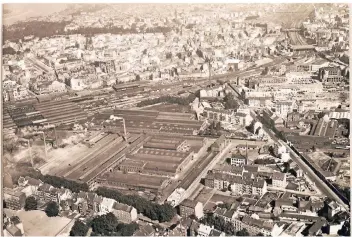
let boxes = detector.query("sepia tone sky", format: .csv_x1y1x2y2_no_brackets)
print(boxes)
3,4,69,25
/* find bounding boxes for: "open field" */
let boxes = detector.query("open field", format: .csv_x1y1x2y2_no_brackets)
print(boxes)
39,143,90,175
4,209,73,236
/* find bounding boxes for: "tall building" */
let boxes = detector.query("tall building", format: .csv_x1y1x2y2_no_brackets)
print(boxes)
272,172,287,188
179,199,204,219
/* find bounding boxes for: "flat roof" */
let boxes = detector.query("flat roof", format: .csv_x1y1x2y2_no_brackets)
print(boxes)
143,161,179,173
98,171,168,189
290,45,315,50
126,154,182,164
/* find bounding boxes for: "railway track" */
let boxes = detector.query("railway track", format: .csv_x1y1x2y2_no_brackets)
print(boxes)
178,152,217,190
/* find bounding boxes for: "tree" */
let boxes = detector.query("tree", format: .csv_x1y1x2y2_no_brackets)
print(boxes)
317,112,325,119
196,49,204,58
283,162,290,173
96,187,175,223
116,223,139,236
3,47,17,55
236,228,250,236
45,201,59,217
311,145,316,152
223,93,239,110
28,173,88,193
217,203,232,210
338,220,351,237
24,196,37,211
261,67,269,75
70,220,89,236
3,138,19,154
166,52,172,59
200,214,235,235
91,212,118,235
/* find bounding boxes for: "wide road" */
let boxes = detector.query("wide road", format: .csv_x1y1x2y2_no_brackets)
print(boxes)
245,105,349,211
279,140,350,211
228,70,350,211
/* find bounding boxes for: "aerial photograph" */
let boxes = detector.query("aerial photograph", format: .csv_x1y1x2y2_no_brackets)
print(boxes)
1,3,350,237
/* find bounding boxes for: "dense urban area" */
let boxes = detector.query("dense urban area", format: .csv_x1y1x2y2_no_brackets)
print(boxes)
2,3,350,237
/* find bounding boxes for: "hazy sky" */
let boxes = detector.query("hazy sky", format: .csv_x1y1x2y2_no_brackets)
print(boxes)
3,4,69,25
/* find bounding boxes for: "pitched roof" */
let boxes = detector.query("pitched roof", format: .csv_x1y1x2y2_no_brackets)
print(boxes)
180,199,199,209
210,229,223,236
272,172,286,181
113,202,132,213
38,183,52,192
6,225,22,237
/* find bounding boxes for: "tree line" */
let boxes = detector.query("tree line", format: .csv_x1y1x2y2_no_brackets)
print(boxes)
29,173,89,193
257,114,287,142
96,187,175,222
24,196,59,217
223,92,240,110
4,20,172,42
199,214,252,236
70,212,139,236
4,21,70,42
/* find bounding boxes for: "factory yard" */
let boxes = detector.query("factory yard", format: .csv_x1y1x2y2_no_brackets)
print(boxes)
39,143,90,175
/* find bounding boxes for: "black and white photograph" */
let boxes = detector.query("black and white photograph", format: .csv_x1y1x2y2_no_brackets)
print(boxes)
1,2,350,236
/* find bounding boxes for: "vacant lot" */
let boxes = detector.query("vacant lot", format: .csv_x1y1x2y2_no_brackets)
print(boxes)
5,209,73,236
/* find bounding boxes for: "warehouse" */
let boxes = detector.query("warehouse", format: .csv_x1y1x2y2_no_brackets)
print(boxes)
34,99,87,125
96,171,169,193
95,109,206,135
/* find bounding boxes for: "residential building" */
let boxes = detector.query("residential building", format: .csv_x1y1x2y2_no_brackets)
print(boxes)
99,197,116,215
327,200,342,219
205,171,267,196
179,199,204,219
3,188,26,210
318,67,345,84
197,224,212,237
31,80,67,95
230,153,247,166
233,216,284,236
307,219,326,236
274,101,297,117
211,135,229,152
203,108,235,123
213,207,236,223
272,172,287,188
245,96,272,107
209,229,225,237
18,176,43,197
133,224,155,236
112,202,138,223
